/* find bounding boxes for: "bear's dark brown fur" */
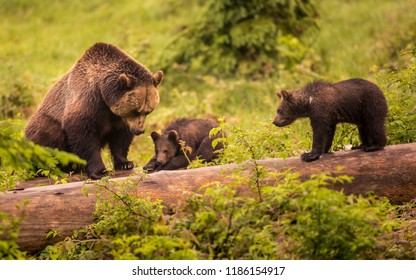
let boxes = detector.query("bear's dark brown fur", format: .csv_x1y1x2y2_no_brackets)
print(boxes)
25,42,163,179
273,78,388,162
143,118,223,171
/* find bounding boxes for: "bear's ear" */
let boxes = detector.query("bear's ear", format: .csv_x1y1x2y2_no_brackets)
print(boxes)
167,130,179,143
279,90,292,102
119,73,133,88
153,70,164,87
150,131,160,142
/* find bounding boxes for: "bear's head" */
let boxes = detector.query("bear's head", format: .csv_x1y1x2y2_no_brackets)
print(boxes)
108,70,163,135
150,130,179,167
273,89,308,127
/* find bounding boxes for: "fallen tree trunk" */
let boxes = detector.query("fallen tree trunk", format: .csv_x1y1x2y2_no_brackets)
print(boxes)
1,143,416,253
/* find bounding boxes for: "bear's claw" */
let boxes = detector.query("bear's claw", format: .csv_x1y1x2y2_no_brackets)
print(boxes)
115,161,135,170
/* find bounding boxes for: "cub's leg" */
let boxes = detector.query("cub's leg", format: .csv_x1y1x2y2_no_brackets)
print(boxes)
361,121,386,152
143,156,158,171
301,122,332,162
323,124,336,153
195,136,217,163
158,154,194,170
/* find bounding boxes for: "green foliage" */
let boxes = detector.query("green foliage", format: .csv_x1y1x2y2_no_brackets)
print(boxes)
0,204,27,260
379,44,416,144
161,0,318,77
40,176,198,260
179,172,392,260
39,168,416,260
211,118,304,164
383,201,416,259
0,119,86,190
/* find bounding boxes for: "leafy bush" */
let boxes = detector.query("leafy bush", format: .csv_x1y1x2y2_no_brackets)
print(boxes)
40,176,198,260
161,0,318,77
0,119,86,190
215,118,301,163
379,44,416,144
38,169,415,260
0,210,27,260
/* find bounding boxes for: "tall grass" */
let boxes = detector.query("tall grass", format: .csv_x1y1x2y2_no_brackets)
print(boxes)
310,0,416,80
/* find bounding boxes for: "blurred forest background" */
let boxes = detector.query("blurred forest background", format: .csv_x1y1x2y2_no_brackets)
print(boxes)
1,0,416,260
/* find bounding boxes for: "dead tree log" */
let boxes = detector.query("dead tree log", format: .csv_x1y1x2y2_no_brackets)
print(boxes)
1,143,416,253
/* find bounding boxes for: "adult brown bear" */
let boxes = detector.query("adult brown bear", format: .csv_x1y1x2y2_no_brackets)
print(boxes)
25,42,163,179
273,78,387,162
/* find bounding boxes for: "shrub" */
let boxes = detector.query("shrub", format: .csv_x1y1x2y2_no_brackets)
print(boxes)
161,0,318,77
379,44,416,144
0,119,86,190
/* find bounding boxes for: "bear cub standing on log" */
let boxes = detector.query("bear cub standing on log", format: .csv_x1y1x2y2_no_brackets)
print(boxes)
273,78,388,162
25,42,163,179
143,118,223,171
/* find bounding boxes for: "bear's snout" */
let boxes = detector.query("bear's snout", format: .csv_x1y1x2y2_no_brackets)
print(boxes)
131,128,145,135
273,117,284,127
273,120,285,127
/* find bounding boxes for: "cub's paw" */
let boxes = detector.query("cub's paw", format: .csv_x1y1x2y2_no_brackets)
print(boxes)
351,144,365,150
114,160,135,170
143,162,157,172
301,152,321,162
363,145,384,152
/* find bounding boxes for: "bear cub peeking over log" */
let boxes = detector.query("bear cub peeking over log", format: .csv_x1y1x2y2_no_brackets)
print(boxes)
273,78,388,162
143,118,223,171
25,42,164,179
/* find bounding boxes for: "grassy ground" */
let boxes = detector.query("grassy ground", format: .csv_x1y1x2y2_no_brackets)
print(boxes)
311,0,416,79
0,0,415,168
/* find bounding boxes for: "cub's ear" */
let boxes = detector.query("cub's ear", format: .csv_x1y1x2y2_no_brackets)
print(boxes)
279,90,292,101
153,70,164,87
119,73,133,88
150,131,160,142
167,130,179,143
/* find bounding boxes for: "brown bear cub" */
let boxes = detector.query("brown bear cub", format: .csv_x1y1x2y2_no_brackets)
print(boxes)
273,78,388,162
25,42,163,179
143,118,223,171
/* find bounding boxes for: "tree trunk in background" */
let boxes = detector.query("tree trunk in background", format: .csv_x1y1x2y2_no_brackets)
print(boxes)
1,143,416,253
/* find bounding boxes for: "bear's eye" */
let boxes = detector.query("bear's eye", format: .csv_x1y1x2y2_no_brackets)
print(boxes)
277,109,283,114
132,111,140,117
163,149,168,154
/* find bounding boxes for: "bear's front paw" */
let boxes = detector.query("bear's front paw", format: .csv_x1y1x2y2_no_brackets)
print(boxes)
89,170,110,180
114,160,135,170
301,152,321,162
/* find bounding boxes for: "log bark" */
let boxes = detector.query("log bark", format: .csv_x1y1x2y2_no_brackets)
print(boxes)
1,143,416,253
